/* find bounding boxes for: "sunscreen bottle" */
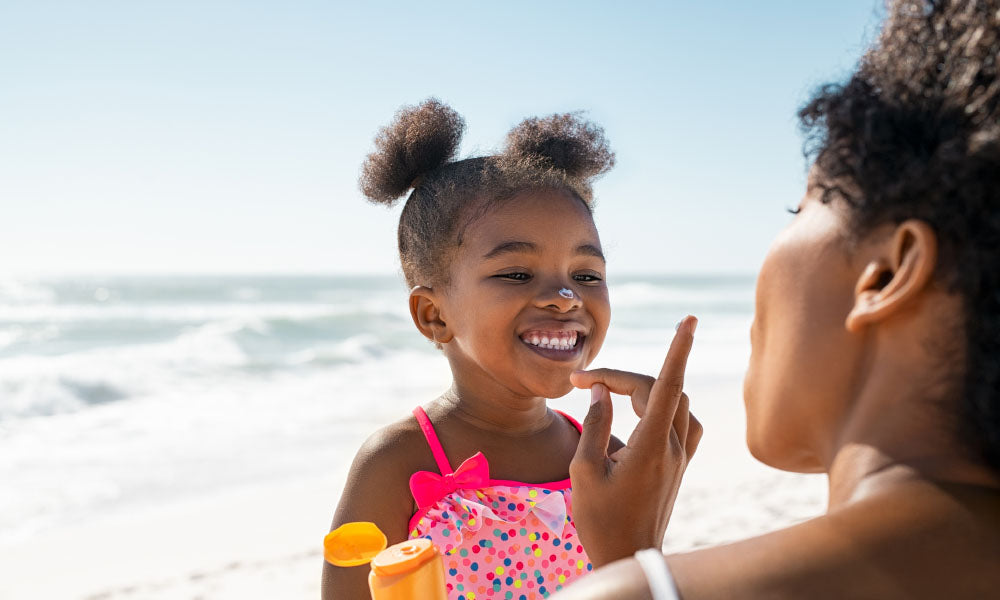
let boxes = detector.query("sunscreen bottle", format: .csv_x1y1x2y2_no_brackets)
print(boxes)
324,522,447,600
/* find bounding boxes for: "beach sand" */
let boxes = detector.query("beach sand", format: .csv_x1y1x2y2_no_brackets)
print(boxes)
0,378,826,599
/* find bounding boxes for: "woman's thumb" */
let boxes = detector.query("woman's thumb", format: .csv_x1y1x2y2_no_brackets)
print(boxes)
574,383,613,469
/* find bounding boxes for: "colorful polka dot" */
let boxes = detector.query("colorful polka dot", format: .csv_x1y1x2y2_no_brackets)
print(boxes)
409,482,590,598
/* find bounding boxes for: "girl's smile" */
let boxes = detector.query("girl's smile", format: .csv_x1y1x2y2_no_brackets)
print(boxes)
519,320,587,360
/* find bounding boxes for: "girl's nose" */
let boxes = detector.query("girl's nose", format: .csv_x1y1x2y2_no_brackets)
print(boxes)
537,284,582,311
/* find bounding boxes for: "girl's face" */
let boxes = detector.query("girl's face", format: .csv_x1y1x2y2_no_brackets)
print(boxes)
438,188,611,400
743,174,862,472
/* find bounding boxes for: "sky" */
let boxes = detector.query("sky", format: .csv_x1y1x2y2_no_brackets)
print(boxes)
0,1,884,276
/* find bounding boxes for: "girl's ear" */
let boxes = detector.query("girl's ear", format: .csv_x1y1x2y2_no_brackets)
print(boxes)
845,219,938,332
409,286,453,344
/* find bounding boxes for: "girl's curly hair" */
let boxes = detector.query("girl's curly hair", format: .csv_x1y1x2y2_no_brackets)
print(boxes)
799,0,1000,471
360,99,615,288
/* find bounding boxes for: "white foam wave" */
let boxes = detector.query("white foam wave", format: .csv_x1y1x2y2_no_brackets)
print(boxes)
0,300,410,323
0,319,253,419
285,333,387,366
609,281,754,308
0,279,56,305
0,348,452,545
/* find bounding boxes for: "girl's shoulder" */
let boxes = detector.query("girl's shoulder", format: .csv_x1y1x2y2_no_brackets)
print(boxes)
326,414,435,597
350,412,439,481
332,412,439,542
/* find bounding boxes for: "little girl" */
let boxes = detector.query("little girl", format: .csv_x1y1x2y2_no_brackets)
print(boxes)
322,99,621,600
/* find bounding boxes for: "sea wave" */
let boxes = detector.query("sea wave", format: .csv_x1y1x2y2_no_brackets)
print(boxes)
0,374,129,420
0,315,429,421
0,299,409,324
0,279,57,305
0,275,755,417
609,280,754,311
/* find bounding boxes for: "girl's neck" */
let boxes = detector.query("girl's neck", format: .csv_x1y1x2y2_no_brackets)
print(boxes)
438,383,553,437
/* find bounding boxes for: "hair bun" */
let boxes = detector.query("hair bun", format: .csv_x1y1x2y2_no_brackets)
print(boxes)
360,98,465,206
503,113,615,179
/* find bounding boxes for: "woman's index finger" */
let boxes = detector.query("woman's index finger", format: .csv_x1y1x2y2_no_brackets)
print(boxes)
570,368,655,398
646,316,698,422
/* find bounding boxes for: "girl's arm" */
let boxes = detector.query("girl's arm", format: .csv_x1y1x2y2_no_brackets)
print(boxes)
321,424,423,600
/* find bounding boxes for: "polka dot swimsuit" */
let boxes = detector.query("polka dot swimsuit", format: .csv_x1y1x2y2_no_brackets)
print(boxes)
407,407,593,599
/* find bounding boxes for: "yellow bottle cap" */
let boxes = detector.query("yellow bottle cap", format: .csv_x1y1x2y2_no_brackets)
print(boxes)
323,522,388,567
370,538,437,576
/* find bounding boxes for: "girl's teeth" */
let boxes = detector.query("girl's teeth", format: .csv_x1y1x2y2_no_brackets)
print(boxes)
523,332,579,350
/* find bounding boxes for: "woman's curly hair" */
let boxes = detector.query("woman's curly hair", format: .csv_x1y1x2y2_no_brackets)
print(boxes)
799,0,1000,470
360,99,615,288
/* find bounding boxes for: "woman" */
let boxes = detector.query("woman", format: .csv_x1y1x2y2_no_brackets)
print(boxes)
558,1,1000,598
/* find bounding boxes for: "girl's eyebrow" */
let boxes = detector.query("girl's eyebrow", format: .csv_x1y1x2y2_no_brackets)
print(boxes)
577,244,606,262
482,241,605,262
483,241,537,259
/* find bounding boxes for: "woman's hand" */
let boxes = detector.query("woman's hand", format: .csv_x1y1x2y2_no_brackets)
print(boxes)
568,316,703,568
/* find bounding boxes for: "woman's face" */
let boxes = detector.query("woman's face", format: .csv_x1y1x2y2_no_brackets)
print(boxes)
743,174,864,472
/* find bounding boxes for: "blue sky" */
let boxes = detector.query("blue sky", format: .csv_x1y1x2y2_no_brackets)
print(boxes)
0,1,883,276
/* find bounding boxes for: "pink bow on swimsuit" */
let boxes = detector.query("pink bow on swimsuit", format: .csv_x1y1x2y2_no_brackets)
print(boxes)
409,451,491,510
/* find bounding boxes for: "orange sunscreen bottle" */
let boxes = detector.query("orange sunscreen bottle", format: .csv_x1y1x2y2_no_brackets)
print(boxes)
324,522,447,600
368,538,446,600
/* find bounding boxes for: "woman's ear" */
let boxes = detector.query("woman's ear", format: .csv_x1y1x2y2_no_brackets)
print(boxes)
409,286,453,344
845,219,938,332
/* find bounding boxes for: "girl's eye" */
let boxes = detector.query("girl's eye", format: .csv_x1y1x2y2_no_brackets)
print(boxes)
496,272,531,281
573,272,603,283
787,207,802,215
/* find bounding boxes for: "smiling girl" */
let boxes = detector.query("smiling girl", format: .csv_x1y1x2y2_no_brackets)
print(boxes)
321,100,623,599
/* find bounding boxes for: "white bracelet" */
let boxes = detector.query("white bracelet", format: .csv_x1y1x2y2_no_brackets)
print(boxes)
634,548,680,600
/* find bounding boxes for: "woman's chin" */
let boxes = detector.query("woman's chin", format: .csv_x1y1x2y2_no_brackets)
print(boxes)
746,430,770,465
747,432,825,473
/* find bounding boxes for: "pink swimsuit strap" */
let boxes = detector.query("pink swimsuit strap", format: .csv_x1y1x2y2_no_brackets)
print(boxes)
413,406,455,474
411,406,583,476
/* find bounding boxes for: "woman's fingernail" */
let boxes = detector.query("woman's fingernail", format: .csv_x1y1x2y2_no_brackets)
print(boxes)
590,384,605,405
676,316,698,334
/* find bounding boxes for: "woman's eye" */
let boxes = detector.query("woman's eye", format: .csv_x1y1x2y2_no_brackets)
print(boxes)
573,273,603,283
787,207,802,215
497,272,531,281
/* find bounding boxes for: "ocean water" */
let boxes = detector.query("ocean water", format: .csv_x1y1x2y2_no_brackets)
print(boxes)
0,274,759,548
